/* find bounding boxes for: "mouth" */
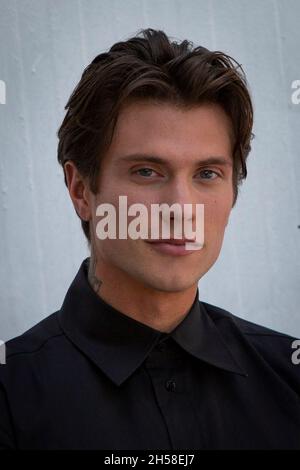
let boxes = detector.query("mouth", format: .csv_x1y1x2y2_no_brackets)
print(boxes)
148,238,195,245
145,238,200,256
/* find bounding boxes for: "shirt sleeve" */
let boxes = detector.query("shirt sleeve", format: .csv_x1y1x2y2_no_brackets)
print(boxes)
0,381,16,449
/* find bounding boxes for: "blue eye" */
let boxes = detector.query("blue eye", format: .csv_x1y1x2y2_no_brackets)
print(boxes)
197,170,219,180
135,168,156,177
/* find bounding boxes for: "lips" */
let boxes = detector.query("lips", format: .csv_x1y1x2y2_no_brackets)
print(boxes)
145,238,198,256
147,239,195,245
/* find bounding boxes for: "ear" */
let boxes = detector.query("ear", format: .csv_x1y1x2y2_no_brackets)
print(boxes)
64,161,91,222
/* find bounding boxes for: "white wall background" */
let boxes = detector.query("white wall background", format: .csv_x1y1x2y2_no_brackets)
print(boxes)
0,0,299,342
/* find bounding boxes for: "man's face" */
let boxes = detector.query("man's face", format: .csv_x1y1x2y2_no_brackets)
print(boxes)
88,100,234,293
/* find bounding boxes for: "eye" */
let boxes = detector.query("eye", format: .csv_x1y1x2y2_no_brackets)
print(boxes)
196,169,220,180
134,168,158,178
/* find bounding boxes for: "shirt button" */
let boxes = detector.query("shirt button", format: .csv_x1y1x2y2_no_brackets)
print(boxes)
165,379,176,392
156,342,167,352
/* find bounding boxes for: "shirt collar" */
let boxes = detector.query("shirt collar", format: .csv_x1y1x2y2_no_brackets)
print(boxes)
58,257,247,386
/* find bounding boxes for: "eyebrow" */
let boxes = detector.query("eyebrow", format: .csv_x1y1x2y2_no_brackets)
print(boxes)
116,153,233,167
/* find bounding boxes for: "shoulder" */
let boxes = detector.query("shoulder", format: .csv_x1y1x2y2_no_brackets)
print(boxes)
0,312,65,449
0,312,64,380
201,300,300,394
201,300,298,338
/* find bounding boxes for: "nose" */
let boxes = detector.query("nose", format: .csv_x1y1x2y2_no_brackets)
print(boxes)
151,177,204,247
159,178,199,222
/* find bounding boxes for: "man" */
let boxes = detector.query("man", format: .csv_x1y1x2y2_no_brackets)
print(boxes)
0,28,299,450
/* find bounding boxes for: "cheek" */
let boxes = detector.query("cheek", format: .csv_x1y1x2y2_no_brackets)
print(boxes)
204,198,231,232
95,238,131,266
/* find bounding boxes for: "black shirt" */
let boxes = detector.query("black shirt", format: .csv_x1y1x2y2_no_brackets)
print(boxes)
0,257,299,450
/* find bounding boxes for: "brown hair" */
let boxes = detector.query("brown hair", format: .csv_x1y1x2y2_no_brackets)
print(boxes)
57,28,254,247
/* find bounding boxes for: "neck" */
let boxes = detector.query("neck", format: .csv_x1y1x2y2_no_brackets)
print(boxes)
87,251,198,333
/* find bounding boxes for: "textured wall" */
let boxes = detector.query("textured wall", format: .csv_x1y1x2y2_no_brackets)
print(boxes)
0,0,299,341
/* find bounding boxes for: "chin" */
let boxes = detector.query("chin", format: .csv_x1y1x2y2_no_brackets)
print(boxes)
142,274,197,293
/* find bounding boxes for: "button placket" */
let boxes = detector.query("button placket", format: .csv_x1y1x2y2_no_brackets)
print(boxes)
165,379,177,392
156,342,167,352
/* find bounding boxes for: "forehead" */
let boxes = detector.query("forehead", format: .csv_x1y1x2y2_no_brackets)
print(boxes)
104,100,233,166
